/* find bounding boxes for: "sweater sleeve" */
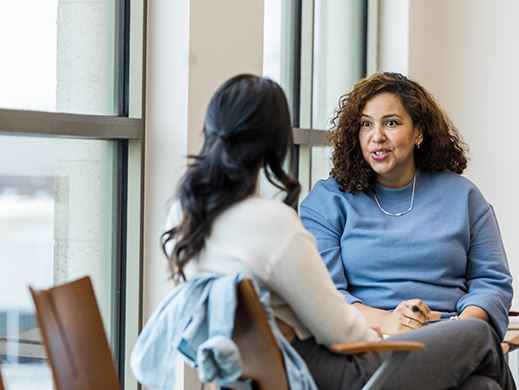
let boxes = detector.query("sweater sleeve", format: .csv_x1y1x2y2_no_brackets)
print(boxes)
456,205,513,339
299,182,362,304
268,229,378,346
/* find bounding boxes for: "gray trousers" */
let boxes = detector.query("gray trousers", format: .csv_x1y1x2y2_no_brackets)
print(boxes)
292,319,516,390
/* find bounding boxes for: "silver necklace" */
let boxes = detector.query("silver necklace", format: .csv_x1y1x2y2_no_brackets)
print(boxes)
373,175,416,217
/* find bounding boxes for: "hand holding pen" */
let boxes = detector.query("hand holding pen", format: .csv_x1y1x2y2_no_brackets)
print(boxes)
381,299,441,335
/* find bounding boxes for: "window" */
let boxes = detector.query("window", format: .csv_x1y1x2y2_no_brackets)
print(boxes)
264,0,378,197
311,0,367,130
0,135,120,387
0,1,144,389
0,0,120,115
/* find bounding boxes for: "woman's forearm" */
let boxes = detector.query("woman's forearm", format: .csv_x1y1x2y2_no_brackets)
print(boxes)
352,302,391,327
459,305,490,322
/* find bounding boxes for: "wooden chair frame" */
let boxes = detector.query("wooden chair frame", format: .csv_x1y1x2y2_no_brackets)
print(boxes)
29,276,120,390
27,276,430,390
218,279,423,390
0,366,5,390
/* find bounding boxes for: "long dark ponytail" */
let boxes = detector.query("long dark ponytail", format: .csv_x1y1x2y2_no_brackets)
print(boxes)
162,74,300,281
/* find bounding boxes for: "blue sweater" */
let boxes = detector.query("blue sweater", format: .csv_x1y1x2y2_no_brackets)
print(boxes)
300,169,513,338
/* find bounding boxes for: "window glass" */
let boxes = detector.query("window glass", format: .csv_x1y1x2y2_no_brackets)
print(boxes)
263,0,298,120
311,145,333,186
0,0,118,115
263,0,367,196
312,0,366,130
0,134,119,389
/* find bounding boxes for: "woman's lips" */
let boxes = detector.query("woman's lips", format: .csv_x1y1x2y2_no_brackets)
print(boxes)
370,149,390,161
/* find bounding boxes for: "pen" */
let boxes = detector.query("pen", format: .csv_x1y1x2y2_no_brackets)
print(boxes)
405,304,422,314
407,304,427,323
410,305,421,313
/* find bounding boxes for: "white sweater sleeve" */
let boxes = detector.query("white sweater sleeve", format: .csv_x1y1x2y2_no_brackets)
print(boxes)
269,230,379,345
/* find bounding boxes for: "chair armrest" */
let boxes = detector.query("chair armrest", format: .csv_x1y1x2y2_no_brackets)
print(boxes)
329,341,424,354
502,330,519,354
502,341,515,355
328,342,424,390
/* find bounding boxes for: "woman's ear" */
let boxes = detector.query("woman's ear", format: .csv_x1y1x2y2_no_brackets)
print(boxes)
415,128,424,145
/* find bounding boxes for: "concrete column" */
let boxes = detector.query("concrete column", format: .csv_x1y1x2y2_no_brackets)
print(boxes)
54,0,117,328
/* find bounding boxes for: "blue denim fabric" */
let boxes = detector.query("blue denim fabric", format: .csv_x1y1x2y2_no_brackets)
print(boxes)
130,274,316,390
130,275,240,389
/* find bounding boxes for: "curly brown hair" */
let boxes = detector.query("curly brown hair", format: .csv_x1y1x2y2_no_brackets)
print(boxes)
329,72,468,193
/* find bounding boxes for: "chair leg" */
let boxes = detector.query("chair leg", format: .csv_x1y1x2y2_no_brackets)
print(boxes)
361,351,411,390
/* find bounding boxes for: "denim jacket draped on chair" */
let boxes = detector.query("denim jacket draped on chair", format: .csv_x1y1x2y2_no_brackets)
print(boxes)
131,274,317,390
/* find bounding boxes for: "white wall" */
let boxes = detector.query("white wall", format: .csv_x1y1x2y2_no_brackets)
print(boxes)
378,0,409,75
144,0,264,322
379,0,519,307
144,1,264,388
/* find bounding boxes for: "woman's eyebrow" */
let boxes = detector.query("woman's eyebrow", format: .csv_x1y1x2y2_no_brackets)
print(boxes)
381,114,403,119
360,113,403,119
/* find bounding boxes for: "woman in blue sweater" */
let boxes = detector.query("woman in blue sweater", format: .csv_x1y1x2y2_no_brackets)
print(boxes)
142,74,516,389
300,72,513,339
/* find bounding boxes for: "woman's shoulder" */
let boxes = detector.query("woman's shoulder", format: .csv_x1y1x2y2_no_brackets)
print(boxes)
300,176,358,216
235,196,294,212
225,197,303,229
310,176,342,193
301,177,345,205
213,198,312,257
422,170,480,192
422,170,489,207
165,200,182,231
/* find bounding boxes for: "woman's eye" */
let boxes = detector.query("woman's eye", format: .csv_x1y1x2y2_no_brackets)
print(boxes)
386,120,398,127
360,120,371,128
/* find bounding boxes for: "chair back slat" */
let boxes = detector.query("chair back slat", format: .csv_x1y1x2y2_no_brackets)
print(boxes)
30,288,80,388
0,366,5,390
232,279,289,390
30,276,120,390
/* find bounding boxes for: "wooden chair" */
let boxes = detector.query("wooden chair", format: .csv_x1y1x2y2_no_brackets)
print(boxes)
0,366,5,390
218,279,424,390
29,276,120,390
227,278,290,389
502,311,519,354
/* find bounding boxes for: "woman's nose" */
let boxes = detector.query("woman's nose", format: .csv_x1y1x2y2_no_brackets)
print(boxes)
371,126,386,144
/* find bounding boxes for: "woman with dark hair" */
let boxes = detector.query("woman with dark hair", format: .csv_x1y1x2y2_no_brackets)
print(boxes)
162,74,378,347
156,74,515,389
300,72,513,339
